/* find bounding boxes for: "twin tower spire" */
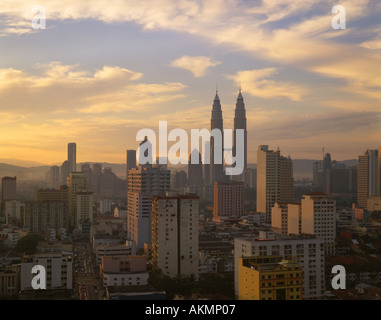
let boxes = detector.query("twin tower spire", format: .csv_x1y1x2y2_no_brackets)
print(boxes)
208,88,247,184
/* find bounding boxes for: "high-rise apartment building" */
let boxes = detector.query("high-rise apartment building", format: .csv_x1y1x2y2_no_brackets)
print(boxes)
67,172,88,230
213,181,244,222
67,143,76,173
24,201,69,232
127,165,170,249
301,192,336,256
357,149,379,208
152,192,199,278
257,146,294,223
34,186,68,202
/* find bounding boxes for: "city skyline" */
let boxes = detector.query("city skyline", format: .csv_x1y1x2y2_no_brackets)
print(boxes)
0,1,380,165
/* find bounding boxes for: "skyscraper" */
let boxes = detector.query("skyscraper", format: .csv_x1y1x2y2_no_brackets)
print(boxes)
61,160,71,185
257,145,294,223
67,143,77,173
126,150,137,180
127,165,170,249
233,89,247,180
1,176,16,214
49,166,60,189
188,149,203,186
67,172,87,230
152,192,199,278
209,91,224,185
357,149,379,208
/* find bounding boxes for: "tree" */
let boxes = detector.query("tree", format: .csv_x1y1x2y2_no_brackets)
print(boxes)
15,233,44,254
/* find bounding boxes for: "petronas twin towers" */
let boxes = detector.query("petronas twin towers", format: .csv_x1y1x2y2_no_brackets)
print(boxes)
207,88,247,185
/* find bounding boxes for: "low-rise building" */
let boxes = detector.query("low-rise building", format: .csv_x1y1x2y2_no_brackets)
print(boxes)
238,256,303,300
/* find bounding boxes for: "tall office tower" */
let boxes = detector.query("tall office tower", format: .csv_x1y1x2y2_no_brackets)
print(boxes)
213,181,244,222
127,165,170,249
126,150,137,180
209,91,224,185
257,145,295,223
67,172,87,230
203,141,210,186
234,231,325,300
301,192,336,256
1,176,16,203
67,143,77,173
49,166,60,189
1,177,16,214
280,156,294,202
152,192,199,278
91,163,103,194
173,170,187,190
312,161,324,191
188,149,203,186
232,89,247,181
61,161,70,185
357,149,379,208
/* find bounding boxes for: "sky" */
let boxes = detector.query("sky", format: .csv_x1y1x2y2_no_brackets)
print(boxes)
0,0,380,166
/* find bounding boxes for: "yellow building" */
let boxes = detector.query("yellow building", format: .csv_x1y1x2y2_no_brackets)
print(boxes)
238,256,303,300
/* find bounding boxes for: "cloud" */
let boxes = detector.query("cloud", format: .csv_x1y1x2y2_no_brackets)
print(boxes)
253,110,381,140
226,68,308,101
0,62,185,114
170,55,221,77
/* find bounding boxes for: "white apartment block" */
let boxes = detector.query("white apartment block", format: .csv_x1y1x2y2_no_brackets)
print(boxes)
152,192,199,278
301,193,336,256
20,243,73,290
127,165,171,249
234,231,325,300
